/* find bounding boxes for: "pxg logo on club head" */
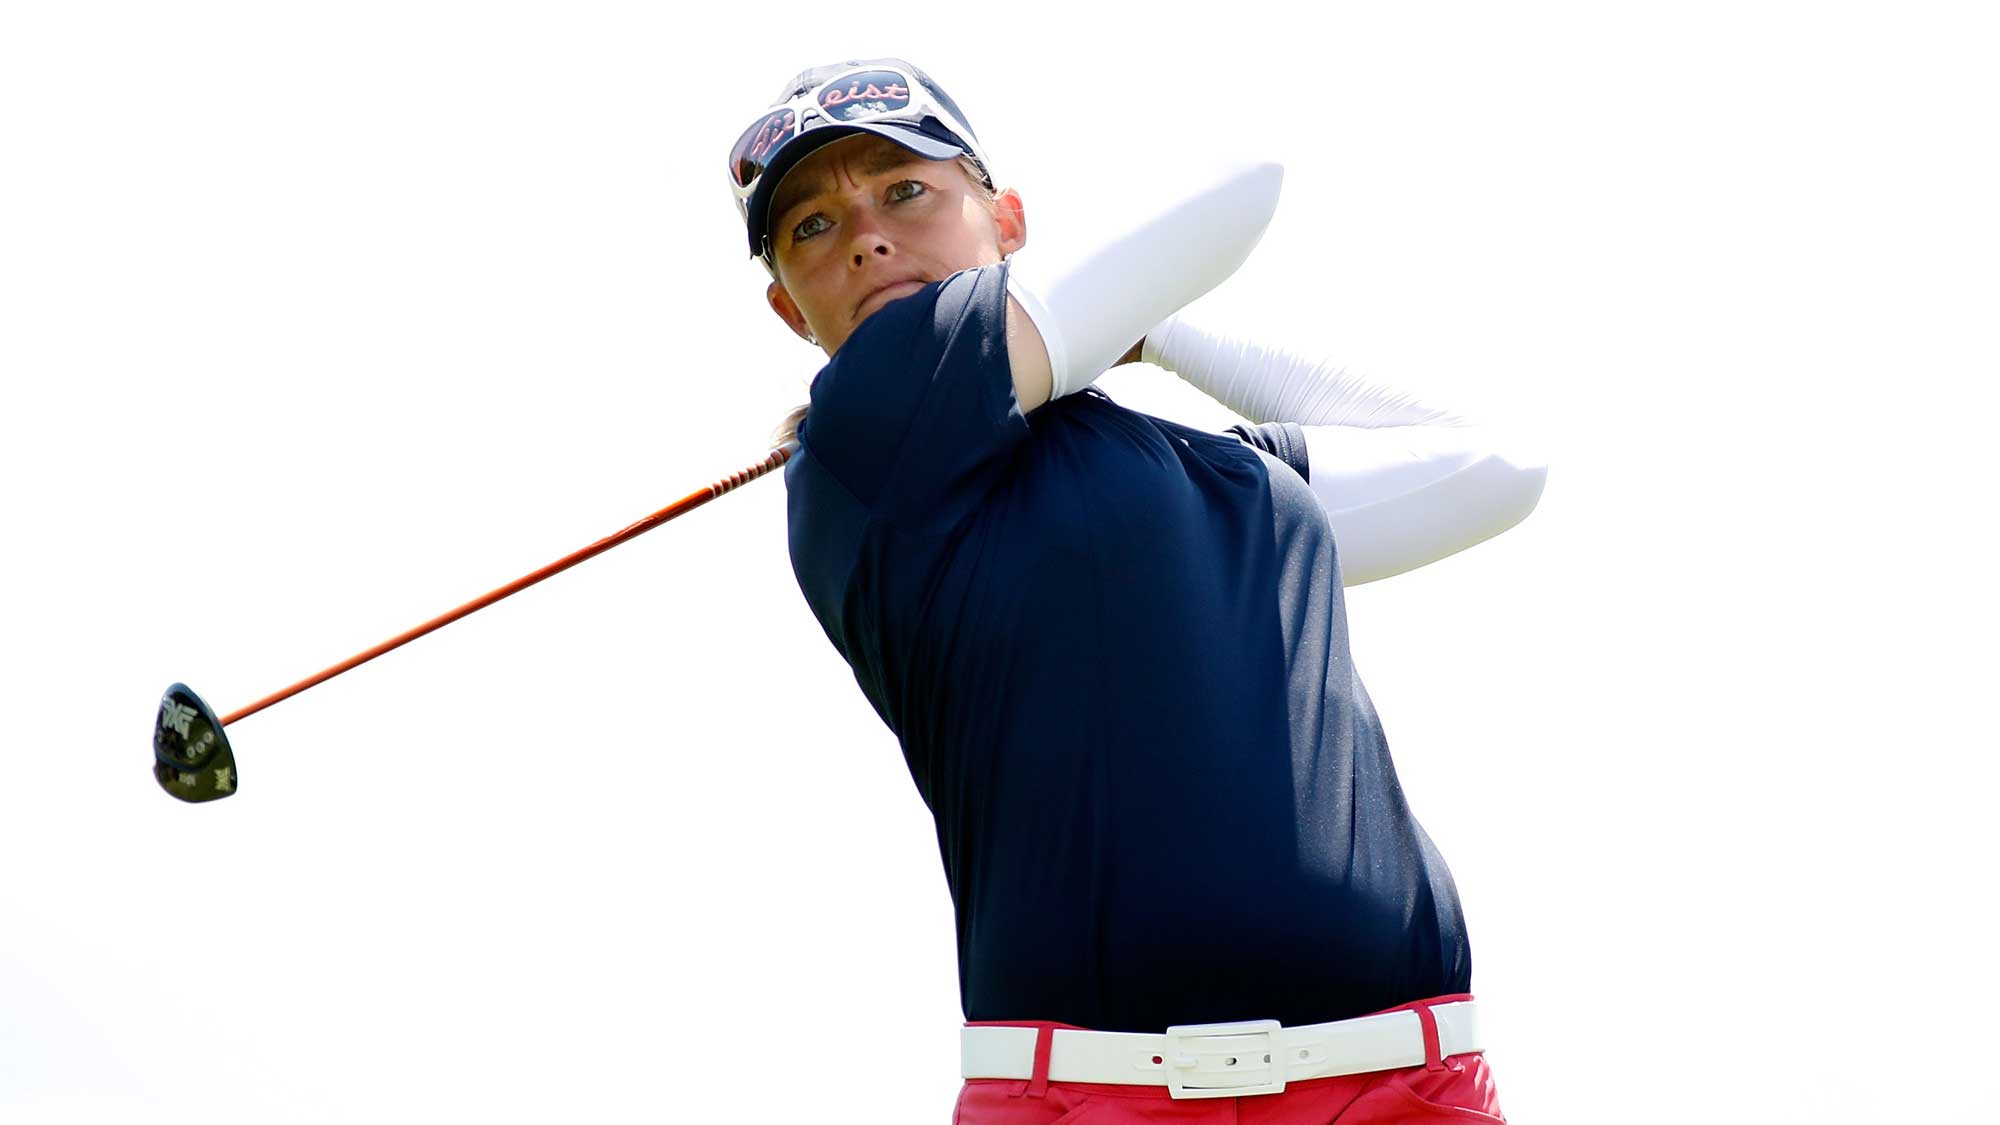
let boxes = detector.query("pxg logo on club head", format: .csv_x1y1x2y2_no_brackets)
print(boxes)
153,683,238,803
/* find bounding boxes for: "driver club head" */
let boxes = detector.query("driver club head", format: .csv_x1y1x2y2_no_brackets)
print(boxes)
154,683,238,803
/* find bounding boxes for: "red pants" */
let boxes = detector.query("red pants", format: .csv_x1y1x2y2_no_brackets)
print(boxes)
955,997,1504,1123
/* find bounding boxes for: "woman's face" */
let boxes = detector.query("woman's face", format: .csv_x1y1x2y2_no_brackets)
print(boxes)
764,132,1025,356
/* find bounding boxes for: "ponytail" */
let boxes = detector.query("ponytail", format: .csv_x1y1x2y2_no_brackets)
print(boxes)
771,402,809,448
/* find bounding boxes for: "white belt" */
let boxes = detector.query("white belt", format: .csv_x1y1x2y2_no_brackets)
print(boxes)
960,1000,1480,1100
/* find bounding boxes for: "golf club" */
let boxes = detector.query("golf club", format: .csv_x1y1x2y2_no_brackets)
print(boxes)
152,441,798,803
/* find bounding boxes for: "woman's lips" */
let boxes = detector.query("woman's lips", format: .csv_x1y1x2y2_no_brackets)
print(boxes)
855,279,926,320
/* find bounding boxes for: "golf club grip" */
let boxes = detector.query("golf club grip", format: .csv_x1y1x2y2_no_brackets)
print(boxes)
219,442,799,727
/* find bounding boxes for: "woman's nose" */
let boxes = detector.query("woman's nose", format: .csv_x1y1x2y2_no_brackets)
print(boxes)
845,211,894,267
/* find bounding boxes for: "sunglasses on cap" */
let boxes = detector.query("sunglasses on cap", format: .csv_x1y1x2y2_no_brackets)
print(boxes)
727,65,994,258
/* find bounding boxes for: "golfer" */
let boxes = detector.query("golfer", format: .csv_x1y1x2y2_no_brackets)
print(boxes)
727,59,1545,1122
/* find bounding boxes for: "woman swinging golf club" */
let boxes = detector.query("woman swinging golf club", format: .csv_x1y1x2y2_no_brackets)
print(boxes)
728,59,1545,1122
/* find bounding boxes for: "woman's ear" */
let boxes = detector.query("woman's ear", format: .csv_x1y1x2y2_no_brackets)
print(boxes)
767,280,817,345
995,188,1027,257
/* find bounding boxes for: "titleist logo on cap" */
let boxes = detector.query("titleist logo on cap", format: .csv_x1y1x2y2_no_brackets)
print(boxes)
817,72,912,120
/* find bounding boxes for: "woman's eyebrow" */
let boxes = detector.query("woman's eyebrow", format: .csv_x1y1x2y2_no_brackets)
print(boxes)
861,146,926,176
770,175,828,230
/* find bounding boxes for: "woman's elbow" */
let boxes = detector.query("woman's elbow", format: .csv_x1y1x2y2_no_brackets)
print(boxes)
1329,439,1549,586
1492,440,1549,531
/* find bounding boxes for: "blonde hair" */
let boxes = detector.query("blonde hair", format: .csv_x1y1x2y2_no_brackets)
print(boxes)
771,402,811,448
770,154,997,449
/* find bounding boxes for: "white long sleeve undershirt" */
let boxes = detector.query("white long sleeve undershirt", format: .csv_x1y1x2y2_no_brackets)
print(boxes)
1006,161,1284,403
1143,308,1547,586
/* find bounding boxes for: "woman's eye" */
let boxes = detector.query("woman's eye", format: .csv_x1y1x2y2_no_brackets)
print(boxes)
887,180,926,203
791,213,832,243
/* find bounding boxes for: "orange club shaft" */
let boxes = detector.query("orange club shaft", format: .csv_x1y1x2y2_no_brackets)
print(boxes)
218,443,797,727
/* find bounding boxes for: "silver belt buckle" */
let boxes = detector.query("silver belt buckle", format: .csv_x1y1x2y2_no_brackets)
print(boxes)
1162,1019,1286,1099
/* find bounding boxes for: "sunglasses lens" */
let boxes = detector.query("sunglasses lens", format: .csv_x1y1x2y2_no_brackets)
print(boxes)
728,108,798,189
815,69,915,122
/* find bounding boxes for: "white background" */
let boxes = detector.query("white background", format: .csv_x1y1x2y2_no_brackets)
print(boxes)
3,2,1995,1122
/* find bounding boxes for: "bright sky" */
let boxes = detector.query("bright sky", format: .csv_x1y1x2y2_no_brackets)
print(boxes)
3,3,1995,1122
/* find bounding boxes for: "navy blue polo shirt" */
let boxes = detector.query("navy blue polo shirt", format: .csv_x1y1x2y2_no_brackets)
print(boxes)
784,263,1469,1032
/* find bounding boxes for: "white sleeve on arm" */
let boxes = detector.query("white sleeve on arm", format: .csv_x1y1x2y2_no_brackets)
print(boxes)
1146,308,1548,585
1005,161,1284,402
